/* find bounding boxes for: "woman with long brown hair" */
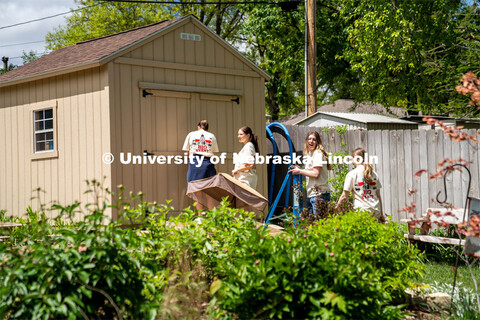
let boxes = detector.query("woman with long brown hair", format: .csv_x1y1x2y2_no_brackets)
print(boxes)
335,148,385,222
289,131,331,214
232,126,258,189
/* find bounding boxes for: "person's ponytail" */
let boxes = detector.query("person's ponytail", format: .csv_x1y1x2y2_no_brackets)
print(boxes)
353,148,373,184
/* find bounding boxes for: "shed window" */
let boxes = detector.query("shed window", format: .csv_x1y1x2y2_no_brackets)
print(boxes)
34,108,54,153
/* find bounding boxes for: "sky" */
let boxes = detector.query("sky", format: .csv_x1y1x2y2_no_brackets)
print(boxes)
0,0,77,66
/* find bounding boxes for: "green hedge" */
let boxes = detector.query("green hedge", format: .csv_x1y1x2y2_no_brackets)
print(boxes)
202,209,423,319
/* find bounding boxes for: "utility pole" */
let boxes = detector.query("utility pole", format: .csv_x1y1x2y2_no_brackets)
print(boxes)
305,0,316,116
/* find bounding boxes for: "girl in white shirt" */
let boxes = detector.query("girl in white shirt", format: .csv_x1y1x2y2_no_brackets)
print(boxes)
232,126,258,189
183,120,219,183
335,148,385,223
289,131,331,215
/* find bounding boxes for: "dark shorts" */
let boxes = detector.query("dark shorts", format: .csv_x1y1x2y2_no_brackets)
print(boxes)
187,155,216,183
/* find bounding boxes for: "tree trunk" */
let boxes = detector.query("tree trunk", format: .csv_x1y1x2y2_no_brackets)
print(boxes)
266,74,280,121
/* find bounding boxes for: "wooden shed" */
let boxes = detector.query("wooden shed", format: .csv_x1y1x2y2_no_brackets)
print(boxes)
0,15,269,218
294,111,418,130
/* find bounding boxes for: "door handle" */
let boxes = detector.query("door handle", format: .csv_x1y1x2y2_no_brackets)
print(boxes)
144,149,154,156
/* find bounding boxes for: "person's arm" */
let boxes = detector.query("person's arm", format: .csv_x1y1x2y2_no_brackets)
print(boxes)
335,190,350,211
336,170,354,211
211,135,219,157
182,133,191,156
232,143,256,175
376,189,386,223
289,166,321,178
232,163,255,175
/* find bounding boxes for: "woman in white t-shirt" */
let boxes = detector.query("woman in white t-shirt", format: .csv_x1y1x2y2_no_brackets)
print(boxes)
232,126,258,189
289,131,331,215
182,120,219,183
335,148,385,223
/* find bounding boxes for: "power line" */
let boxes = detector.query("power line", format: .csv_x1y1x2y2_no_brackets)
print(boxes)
0,40,45,48
0,0,298,32
0,4,101,31
101,0,301,5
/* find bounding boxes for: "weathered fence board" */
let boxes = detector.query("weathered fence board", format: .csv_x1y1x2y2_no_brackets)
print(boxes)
403,130,413,221
266,125,480,222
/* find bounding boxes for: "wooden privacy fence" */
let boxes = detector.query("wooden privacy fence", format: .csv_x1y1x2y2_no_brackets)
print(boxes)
266,124,480,222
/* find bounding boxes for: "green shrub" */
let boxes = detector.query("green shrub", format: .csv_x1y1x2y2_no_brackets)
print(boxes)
207,210,423,319
0,188,424,319
0,206,160,319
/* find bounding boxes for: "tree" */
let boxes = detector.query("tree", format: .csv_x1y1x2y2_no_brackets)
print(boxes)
239,4,305,120
46,0,174,50
21,50,42,64
0,57,16,75
338,0,480,116
46,0,249,50
239,1,362,120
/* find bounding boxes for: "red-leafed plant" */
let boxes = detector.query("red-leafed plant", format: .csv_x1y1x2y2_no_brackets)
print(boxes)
456,72,480,108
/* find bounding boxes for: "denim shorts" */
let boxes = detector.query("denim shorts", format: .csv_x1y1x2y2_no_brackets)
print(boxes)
305,192,330,216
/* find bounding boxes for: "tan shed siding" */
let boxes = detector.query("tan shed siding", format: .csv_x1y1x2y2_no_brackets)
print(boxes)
110,62,121,198
163,28,176,83
0,94,6,210
255,78,268,197
119,63,135,190
132,64,144,193
184,23,196,87
204,33,216,85
15,85,26,214
194,25,206,87
142,42,154,83
0,67,111,218
3,91,12,212
214,40,226,89
173,27,186,85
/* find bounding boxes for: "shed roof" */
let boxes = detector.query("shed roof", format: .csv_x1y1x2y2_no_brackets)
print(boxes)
0,15,269,86
278,99,406,125
295,111,417,125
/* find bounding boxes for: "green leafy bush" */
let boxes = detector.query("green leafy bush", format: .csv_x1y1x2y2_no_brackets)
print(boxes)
208,210,424,319
0,186,424,319
0,206,159,319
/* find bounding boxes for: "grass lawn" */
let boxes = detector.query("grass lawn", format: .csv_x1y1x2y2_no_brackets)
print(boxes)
418,261,480,292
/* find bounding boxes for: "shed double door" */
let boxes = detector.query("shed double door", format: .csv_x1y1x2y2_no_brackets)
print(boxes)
140,89,242,212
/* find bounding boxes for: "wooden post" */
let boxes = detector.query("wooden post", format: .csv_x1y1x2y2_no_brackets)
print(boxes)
306,0,316,116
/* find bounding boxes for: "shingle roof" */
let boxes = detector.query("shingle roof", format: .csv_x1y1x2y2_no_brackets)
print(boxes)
0,17,182,83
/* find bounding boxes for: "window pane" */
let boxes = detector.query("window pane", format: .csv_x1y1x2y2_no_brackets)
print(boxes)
36,142,45,152
36,133,46,142
46,140,54,150
34,110,44,120
46,132,53,140
45,120,53,130
44,109,53,119
35,121,44,131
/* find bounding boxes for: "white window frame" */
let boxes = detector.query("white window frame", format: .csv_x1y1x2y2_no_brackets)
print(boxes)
31,102,58,160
